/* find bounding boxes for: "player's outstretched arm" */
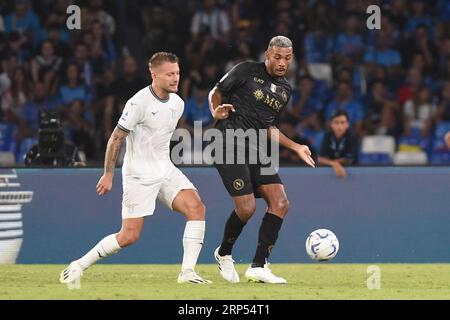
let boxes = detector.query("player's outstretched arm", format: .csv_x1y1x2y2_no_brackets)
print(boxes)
208,86,235,120
268,126,315,167
96,126,129,196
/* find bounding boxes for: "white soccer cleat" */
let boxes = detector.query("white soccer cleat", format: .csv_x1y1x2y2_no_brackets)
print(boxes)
177,269,212,284
214,247,240,283
59,261,83,284
244,264,287,284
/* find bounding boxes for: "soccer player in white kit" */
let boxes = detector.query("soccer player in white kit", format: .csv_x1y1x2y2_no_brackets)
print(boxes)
60,52,211,284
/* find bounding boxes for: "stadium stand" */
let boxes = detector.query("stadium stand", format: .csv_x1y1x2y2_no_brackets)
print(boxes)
1,0,450,166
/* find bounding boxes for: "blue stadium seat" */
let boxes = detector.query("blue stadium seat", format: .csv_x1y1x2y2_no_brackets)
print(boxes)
432,122,450,152
358,152,392,165
435,122,450,139
429,152,450,165
432,137,447,152
0,123,15,152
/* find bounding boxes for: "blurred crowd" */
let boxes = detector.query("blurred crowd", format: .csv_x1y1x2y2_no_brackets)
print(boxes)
1,0,450,166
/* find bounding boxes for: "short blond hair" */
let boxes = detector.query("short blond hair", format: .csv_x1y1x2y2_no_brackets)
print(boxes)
148,52,179,69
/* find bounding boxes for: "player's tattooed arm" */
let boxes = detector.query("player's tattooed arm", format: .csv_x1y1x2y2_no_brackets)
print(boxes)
104,127,128,174
96,127,128,196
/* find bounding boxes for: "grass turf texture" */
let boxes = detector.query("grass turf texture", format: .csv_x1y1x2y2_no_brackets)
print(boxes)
0,264,449,299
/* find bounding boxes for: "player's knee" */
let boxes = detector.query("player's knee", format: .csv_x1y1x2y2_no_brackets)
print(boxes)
282,197,290,213
185,200,206,220
236,201,256,220
271,197,290,215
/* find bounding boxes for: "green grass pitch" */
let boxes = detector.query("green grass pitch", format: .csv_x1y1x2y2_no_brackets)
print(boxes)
0,264,449,299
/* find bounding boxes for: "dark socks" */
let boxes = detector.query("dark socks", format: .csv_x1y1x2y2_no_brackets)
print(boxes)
218,210,246,256
251,212,283,268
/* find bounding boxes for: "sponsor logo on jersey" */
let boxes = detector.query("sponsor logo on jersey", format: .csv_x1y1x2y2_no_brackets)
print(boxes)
253,89,283,112
263,94,283,112
253,89,264,101
253,77,264,84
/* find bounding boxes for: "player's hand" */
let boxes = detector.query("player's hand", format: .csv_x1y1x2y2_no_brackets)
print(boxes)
332,162,347,178
295,144,315,167
96,174,113,196
212,104,235,120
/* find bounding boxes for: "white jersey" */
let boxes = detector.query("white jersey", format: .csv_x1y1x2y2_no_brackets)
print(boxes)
117,85,184,180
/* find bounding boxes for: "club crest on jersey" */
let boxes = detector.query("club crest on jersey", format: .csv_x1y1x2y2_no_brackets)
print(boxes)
282,90,288,102
233,179,245,190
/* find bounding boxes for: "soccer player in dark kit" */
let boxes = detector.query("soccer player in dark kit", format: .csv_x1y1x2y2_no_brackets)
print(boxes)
208,36,315,284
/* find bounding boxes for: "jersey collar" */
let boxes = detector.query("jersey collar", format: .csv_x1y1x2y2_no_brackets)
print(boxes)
149,85,170,103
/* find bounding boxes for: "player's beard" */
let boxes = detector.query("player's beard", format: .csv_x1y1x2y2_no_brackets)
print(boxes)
268,63,287,77
274,68,287,76
165,83,179,93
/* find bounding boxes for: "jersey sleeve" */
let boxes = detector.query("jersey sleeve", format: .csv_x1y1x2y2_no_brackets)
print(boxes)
117,98,143,133
216,61,250,94
179,98,185,120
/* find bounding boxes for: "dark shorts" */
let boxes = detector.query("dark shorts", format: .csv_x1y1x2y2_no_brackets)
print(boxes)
215,163,283,198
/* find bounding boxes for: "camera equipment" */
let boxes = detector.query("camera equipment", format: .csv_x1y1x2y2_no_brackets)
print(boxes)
24,110,79,167
37,110,65,159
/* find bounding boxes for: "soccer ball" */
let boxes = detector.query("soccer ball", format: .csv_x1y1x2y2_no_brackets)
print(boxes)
305,229,339,261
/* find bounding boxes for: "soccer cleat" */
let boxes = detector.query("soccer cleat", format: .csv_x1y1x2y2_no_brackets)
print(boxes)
59,261,83,284
177,269,212,284
214,247,240,283
244,263,287,284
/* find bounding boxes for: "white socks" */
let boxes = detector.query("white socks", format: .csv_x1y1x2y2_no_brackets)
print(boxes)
76,234,121,271
181,220,205,273
75,222,205,273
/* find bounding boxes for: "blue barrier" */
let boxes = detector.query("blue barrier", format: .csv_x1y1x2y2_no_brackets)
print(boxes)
11,167,450,264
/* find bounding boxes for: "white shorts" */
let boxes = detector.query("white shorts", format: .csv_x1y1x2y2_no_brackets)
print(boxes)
121,167,196,219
